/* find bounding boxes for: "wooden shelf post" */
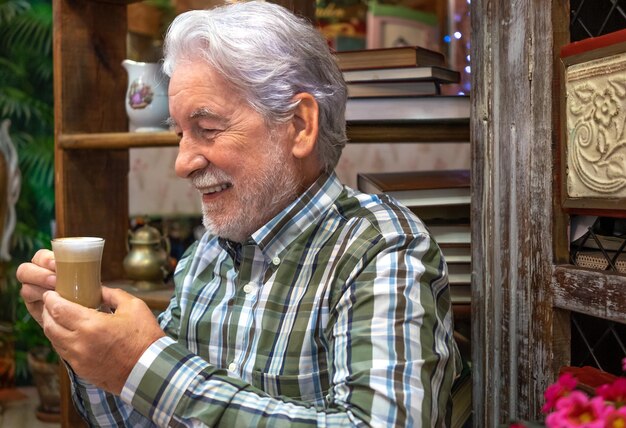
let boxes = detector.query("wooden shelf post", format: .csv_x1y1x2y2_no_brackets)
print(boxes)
53,1,130,426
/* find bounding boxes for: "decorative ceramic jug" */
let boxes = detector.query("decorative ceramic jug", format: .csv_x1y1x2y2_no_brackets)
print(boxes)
122,60,169,132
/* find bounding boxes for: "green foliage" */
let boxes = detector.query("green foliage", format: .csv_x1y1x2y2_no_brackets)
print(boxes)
0,0,55,384
0,0,29,24
14,285,59,377
0,0,54,262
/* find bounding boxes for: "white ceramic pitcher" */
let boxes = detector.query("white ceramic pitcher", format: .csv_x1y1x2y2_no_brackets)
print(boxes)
122,60,169,132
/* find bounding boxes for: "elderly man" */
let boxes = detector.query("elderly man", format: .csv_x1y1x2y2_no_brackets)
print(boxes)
17,1,459,426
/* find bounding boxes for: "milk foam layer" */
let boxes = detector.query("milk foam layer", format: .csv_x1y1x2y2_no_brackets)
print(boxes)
52,237,105,262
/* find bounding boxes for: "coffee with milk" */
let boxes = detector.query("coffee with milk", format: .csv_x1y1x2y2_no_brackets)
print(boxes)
52,237,104,309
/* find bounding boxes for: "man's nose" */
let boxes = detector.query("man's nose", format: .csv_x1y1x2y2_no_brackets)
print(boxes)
175,139,209,178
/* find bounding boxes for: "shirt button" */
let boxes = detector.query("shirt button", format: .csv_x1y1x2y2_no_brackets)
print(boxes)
243,283,254,294
272,256,281,266
228,363,237,372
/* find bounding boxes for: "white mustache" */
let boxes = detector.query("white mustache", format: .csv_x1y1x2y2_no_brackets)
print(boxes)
190,168,232,189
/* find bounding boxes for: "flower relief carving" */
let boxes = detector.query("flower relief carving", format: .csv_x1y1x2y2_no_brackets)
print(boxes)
566,51,626,198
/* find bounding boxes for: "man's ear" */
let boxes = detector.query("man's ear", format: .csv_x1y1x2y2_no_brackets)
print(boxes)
290,93,319,159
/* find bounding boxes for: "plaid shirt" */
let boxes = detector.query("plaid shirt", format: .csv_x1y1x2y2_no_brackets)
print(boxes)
71,172,459,427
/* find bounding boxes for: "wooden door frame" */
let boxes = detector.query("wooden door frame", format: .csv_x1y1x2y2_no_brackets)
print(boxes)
470,0,571,425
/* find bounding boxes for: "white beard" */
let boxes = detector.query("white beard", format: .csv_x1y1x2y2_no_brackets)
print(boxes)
192,135,301,243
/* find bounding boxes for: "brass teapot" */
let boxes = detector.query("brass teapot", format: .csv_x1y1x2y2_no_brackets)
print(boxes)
123,224,170,290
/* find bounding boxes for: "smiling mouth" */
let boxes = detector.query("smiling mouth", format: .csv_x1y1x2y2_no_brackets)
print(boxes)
199,183,232,195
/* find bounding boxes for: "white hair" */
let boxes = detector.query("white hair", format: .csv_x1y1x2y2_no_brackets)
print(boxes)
163,1,348,172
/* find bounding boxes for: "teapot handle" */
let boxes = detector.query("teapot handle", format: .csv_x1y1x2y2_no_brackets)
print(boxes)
126,229,133,252
161,235,171,256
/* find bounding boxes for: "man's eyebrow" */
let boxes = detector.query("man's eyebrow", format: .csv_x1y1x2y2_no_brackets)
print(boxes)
165,117,177,128
165,107,227,130
189,107,225,123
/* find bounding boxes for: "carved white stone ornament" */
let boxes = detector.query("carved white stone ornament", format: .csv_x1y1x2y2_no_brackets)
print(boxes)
0,120,21,262
565,51,626,198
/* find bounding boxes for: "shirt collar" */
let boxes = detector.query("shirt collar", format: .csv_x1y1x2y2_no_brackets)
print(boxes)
217,237,242,268
250,171,344,265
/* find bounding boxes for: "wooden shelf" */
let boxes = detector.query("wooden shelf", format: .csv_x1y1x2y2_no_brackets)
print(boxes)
58,119,470,150
552,264,626,323
86,0,142,4
59,132,178,150
105,279,173,312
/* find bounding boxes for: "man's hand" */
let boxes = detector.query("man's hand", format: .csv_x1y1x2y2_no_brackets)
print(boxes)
42,287,166,395
16,249,57,326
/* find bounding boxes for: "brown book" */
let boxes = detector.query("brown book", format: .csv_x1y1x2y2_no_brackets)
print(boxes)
447,262,471,284
452,303,472,323
335,46,445,71
343,66,460,84
347,80,440,98
450,284,471,304
346,95,470,122
440,245,471,263
357,169,470,207
409,204,470,223
428,223,471,246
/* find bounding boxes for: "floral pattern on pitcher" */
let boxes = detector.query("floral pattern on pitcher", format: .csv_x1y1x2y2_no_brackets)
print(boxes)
128,80,154,110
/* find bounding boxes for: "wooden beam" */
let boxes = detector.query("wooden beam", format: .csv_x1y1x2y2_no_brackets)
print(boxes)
553,265,626,323
471,0,569,425
57,120,470,150
53,0,129,282
53,1,130,426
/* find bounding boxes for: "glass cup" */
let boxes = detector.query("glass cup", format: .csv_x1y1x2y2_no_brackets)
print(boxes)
51,237,105,309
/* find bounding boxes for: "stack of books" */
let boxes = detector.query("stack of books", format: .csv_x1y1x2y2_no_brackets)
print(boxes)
335,46,469,121
357,169,472,310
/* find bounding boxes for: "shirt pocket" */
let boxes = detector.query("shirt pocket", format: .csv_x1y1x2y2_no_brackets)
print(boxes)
251,369,329,404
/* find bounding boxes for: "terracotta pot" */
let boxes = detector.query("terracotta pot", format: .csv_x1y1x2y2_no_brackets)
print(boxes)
27,347,60,419
0,322,15,388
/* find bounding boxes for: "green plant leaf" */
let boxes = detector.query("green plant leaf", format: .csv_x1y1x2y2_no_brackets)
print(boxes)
0,87,53,126
1,0,55,387
0,0,30,25
0,2,52,57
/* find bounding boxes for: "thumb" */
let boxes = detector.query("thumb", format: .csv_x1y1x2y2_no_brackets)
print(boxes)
100,287,135,311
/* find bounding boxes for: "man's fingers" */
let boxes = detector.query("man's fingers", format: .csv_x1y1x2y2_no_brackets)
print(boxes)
16,250,57,291
43,291,93,331
20,283,48,304
41,304,70,356
24,300,44,326
16,267,56,291
30,249,56,271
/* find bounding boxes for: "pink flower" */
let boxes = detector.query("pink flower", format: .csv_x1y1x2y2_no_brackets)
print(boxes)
604,406,626,428
509,424,527,428
596,378,626,408
545,392,610,428
544,373,579,413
